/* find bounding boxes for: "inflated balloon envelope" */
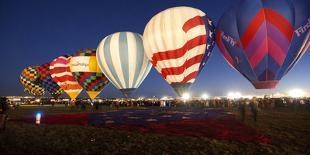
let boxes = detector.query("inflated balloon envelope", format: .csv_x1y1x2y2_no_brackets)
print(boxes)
143,6,215,96
216,0,310,89
70,48,109,100
19,66,45,96
49,55,83,100
36,63,64,98
96,32,152,98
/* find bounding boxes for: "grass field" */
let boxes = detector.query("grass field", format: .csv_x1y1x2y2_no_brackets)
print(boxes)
0,105,309,154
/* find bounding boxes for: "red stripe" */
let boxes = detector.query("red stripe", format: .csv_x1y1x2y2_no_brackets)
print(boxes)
161,54,204,78
152,35,206,66
264,8,294,41
182,16,205,33
52,75,76,83
215,31,234,66
249,38,268,68
241,8,294,49
181,71,198,83
241,9,265,49
268,37,286,65
50,67,70,74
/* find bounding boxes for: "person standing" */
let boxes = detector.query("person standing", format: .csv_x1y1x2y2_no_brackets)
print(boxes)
239,100,246,122
0,97,8,132
250,100,258,122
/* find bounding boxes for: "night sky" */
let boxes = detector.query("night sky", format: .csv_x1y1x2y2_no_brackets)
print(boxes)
0,0,309,98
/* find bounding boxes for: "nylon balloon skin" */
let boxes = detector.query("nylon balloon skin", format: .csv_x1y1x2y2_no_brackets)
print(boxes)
20,66,45,96
37,63,64,98
49,55,83,99
143,6,215,96
70,48,109,100
97,32,152,97
216,0,310,89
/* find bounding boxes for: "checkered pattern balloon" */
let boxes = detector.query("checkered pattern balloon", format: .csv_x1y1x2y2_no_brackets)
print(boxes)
20,66,45,96
70,48,109,99
37,63,64,98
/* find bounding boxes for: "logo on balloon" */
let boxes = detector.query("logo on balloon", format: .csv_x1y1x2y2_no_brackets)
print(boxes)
295,18,310,37
71,62,88,67
221,32,240,48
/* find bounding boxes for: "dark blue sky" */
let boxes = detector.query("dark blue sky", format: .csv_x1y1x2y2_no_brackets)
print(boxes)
0,0,309,98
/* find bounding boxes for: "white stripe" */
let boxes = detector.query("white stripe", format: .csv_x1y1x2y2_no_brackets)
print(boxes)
110,33,126,88
186,25,206,41
97,37,122,89
127,32,137,88
51,72,72,77
165,63,200,83
63,89,82,93
134,54,151,88
155,44,205,69
56,81,79,85
50,63,69,69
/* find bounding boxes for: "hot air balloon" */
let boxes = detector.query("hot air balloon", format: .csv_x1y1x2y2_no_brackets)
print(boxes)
216,0,310,89
70,48,109,100
19,66,45,96
36,63,64,98
96,32,152,97
49,55,83,100
143,6,215,96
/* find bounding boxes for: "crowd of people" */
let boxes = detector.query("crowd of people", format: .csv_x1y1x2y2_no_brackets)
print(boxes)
1,96,310,132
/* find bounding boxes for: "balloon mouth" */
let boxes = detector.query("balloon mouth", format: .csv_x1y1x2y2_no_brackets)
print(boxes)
252,80,279,89
170,83,192,97
120,88,137,98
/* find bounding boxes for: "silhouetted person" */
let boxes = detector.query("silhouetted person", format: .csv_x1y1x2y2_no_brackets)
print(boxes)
250,102,258,122
0,97,8,132
239,101,246,122
94,102,99,110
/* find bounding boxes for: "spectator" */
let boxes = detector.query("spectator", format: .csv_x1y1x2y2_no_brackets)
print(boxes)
0,97,9,132
250,101,258,122
239,101,246,122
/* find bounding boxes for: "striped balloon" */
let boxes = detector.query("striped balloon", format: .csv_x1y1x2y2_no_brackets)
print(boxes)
216,0,310,89
20,66,45,96
70,48,109,100
143,6,215,96
50,55,83,99
37,63,64,98
96,32,152,97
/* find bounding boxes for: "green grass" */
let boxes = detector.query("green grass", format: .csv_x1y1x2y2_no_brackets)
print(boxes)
1,106,309,154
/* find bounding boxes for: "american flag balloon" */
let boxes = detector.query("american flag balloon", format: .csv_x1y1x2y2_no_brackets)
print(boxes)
49,55,83,99
143,6,215,96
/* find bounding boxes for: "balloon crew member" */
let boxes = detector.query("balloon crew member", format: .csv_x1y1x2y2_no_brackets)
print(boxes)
0,97,8,132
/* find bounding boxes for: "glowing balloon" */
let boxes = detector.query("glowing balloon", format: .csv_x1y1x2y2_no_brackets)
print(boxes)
70,48,109,100
37,63,64,98
143,6,215,96
49,55,83,99
20,66,45,96
97,32,152,97
216,0,310,89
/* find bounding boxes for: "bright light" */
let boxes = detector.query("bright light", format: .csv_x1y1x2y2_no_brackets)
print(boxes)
201,94,209,100
182,93,191,101
227,92,242,99
243,95,253,99
289,89,305,98
35,99,41,102
35,112,42,125
161,96,168,100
